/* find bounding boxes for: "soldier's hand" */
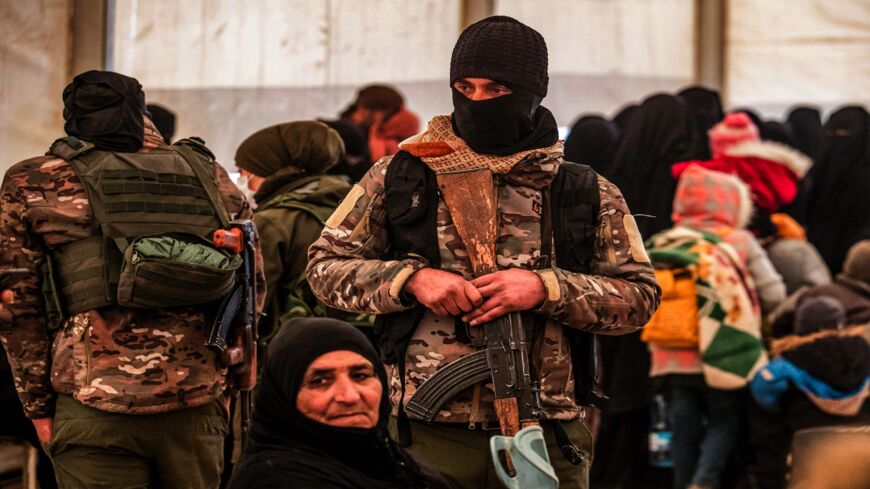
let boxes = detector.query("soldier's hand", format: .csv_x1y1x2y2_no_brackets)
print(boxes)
31,417,53,445
403,268,483,317
462,269,546,326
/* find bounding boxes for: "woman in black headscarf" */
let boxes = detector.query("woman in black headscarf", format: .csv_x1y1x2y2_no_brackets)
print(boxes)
678,86,724,159
227,318,452,489
608,93,702,238
782,107,826,225
612,103,639,131
787,106,825,164
563,115,621,175
806,106,870,274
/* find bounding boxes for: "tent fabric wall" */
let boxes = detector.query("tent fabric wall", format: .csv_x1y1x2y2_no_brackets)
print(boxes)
0,0,72,171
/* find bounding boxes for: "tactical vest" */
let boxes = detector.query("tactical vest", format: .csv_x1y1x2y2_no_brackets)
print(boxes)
43,136,236,321
378,150,604,407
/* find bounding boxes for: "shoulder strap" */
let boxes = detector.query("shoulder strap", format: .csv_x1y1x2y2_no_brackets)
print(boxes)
547,161,601,273
383,150,441,268
172,139,231,228
48,137,96,161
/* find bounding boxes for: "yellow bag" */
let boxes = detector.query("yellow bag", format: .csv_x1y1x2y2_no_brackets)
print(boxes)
641,268,699,348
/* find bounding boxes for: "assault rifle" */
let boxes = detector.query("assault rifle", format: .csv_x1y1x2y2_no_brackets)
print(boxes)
207,219,259,448
405,311,541,427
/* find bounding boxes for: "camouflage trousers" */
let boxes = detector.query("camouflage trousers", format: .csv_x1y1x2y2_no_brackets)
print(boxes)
41,395,228,489
393,417,594,489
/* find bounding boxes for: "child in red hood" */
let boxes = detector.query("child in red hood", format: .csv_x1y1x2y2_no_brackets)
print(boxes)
672,112,811,214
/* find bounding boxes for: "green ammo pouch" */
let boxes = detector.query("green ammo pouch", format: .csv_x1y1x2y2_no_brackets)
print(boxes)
117,235,241,308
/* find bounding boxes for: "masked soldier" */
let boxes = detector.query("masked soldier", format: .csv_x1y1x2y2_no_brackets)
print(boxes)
306,16,660,489
0,71,265,489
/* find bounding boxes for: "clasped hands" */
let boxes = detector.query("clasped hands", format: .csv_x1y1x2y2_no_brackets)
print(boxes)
402,268,546,326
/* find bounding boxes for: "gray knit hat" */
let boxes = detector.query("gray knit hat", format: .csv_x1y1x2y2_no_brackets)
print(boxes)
450,16,549,97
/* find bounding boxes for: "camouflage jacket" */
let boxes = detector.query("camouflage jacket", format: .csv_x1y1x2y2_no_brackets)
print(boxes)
0,119,266,418
307,116,661,425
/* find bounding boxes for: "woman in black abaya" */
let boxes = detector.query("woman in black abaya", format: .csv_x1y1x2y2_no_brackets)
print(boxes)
563,115,621,175
227,318,452,489
608,93,702,238
806,106,870,274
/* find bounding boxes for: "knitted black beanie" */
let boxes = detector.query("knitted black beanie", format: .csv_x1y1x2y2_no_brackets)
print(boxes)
450,16,549,97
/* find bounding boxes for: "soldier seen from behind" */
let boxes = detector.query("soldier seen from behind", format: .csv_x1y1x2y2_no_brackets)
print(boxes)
0,70,265,489
307,16,661,489
234,121,366,345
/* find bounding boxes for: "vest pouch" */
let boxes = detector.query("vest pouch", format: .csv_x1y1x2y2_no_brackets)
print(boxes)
117,234,241,308
640,268,700,348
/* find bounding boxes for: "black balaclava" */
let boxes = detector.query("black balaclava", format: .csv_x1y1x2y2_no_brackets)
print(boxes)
448,16,558,156
250,318,421,486
564,115,620,175
63,70,148,152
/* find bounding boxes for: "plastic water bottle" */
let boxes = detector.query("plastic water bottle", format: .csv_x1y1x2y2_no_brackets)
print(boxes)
649,393,673,468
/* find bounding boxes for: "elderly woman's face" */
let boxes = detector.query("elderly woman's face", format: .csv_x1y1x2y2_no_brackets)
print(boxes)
296,350,382,429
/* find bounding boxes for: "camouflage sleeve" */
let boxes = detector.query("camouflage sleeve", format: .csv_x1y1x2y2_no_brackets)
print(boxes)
0,165,55,418
215,163,267,313
534,175,661,335
306,158,427,314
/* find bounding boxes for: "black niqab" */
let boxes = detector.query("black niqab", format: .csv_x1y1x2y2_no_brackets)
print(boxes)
228,318,436,489
608,93,703,238
806,106,870,274
451,86,558,156
677,86,724,159
563,115,620,175
62,70,148,152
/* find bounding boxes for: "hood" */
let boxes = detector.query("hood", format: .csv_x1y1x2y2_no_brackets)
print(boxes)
772,325,870,392
672,139,811,213
671,164,753,231
725,139,811,178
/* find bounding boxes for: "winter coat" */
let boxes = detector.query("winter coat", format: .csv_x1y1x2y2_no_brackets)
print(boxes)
306,115,660,424
765,238,831,296
752,326,870,432
254,168,353,339
650,165,783,379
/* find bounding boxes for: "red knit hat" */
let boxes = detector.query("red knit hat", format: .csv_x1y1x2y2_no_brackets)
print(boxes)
708,112,760,156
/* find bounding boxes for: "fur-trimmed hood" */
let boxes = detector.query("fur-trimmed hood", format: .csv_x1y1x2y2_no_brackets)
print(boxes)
725,139,811,178
771,325,870,392
672,139,812,213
